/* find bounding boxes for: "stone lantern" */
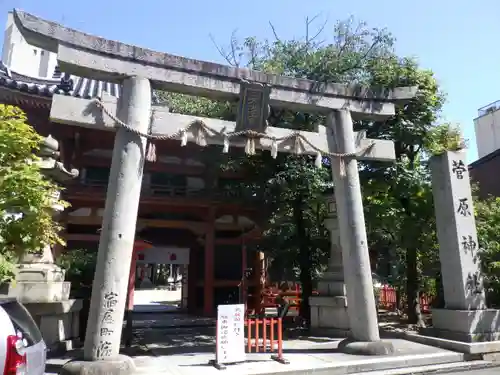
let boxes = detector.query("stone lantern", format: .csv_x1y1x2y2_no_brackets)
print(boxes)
8,135,83,351
309,184,350,335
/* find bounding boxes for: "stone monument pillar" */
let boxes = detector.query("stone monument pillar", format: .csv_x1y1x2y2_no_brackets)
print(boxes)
429,150,500,342
310,187,349,335
8,134,82,351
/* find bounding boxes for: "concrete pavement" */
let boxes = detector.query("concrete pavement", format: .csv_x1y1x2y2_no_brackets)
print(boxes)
44,308,500,374
350,362,500,375
44,325,487,375
455,369,500,375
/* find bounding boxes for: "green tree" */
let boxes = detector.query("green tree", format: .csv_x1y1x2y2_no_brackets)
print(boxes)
56,249,97,298
476,196,500,307
162,16,449,325
0,104,66,281
363,121,464,326
359,56,454,325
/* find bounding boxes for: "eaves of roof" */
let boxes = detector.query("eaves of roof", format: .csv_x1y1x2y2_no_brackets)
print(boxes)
0,61,161,103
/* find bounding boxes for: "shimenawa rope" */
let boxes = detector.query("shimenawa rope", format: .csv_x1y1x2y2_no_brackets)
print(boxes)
92,98,374,175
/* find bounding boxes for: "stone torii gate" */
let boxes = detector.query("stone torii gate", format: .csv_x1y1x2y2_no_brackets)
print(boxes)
13,9,416,374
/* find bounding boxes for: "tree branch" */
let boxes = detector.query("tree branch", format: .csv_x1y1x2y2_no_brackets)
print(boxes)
269,21,282,42
209,33,237,66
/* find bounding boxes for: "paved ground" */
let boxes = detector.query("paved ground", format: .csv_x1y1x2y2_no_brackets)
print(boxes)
349,363,500,375
45,324,469,375
44,306,498,374
131,312,215,328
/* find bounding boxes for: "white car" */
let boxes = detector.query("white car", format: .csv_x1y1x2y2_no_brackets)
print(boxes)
0,298,46,375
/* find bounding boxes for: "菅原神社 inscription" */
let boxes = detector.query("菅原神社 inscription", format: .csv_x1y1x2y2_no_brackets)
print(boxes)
431,150,486,310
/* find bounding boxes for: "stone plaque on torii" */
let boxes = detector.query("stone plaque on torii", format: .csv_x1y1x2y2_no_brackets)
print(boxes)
13,9,416,374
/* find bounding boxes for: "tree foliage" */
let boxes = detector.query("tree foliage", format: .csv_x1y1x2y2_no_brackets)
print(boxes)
0,104,66,281
476,196,500,307
56,249,97,298
161,15,457,325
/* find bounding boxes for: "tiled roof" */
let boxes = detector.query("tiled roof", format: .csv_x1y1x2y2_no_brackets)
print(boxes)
0,62,161,103
0,61,121,99
469,148,500,169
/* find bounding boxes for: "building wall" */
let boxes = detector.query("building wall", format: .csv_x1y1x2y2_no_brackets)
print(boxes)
471,101,500,198
469,150,500,199
474,101,500,159
2,12,58,78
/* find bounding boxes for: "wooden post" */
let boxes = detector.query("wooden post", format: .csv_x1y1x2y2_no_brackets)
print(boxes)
127,253,137,311
253,251,264,315
124,255,135,348
187,249,196,313
241,242,247,309
204,209,215,315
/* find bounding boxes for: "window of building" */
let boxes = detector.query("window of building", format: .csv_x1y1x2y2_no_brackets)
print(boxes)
214,244,243,280
84,167,110,185
150,172,187,187
217,177,244,198
149,172,188,196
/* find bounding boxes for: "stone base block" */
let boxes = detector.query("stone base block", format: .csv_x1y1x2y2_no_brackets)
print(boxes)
60,355,135,375
317,275,346,296
309,295,349,333
9,281,70,302
16,263,65,282
428,308,500,342
338,338,395,355
24,300,83,351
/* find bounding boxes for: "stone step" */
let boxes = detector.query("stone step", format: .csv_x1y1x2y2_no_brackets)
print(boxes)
352,360,497,375
132,351,468,375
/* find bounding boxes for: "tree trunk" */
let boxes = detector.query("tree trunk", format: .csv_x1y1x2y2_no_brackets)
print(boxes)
294,195,312,325
434,271,445,308
406,247,425,327
398,149,426,328
395,287,402,312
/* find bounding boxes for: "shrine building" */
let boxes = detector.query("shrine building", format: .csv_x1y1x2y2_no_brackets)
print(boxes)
0,12,265,316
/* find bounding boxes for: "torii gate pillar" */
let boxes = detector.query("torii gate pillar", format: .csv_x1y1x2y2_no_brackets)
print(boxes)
328,110,393,355
64,77,151,375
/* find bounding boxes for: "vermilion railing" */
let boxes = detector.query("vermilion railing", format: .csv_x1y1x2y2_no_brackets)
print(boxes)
245,317,288,364
259,283,433,315
260,283,318,314
378,285,433,313
210,316,289,370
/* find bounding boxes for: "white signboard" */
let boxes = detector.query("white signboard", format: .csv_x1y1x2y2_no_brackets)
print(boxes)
216,304,245,364
136,247,190,265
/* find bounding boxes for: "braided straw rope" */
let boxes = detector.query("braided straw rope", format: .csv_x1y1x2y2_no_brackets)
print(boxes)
92,98,374,174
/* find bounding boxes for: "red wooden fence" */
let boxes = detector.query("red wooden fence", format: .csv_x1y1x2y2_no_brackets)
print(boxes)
245,317,288,364
259,283,434,315
260,283,319,314
378,285,433,313
211,316,289,369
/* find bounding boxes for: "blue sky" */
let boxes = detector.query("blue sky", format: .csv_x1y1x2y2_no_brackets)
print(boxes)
1,0,498,162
